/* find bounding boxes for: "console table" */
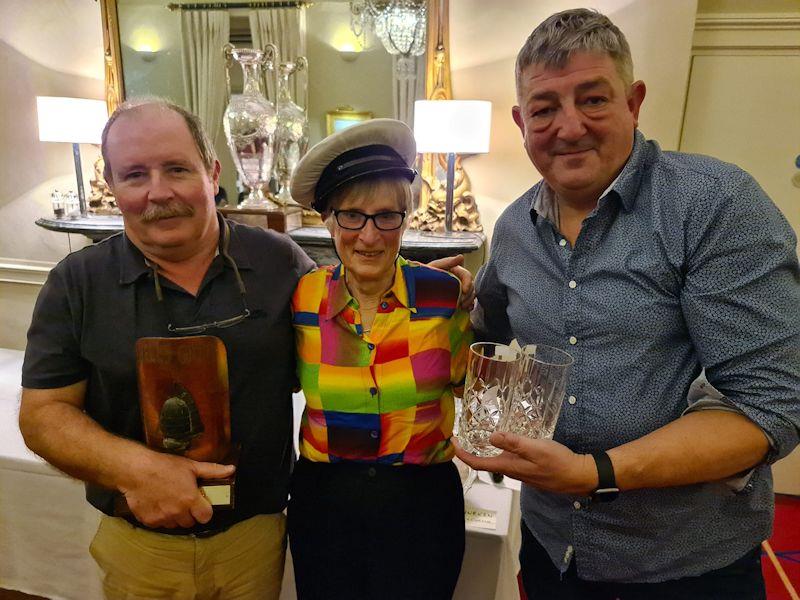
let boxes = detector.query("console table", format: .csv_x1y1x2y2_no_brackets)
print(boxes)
35,215,487,267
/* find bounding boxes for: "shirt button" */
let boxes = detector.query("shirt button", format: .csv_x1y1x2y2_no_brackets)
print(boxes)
573,501,581,510
367,343,375,350
568,280,577,289
367,467,377,477
369,387,378,396
370,430,379,439
568,395,577,405
569,336,577,345
559,239,567,247
380,302,388,309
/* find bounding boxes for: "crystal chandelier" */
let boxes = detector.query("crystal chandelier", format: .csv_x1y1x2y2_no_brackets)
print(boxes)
350,0,427,58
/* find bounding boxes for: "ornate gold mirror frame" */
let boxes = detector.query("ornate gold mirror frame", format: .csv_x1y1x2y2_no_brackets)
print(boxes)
99,0,124,114
99,0,481,232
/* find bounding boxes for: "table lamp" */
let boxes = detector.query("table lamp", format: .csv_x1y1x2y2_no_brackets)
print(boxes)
36,96,108,218
413,99,491,232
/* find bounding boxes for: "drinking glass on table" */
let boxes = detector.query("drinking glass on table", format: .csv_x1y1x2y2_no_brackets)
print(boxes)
501,343,573,440
457,342,520,457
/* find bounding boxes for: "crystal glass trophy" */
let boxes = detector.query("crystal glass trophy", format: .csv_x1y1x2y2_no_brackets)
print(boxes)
274,57,309,207
223,44,279,209
458,342,521,457
500,343,573,440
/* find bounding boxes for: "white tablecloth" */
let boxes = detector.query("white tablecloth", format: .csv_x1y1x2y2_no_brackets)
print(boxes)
0,348,104,599
0,348,520,599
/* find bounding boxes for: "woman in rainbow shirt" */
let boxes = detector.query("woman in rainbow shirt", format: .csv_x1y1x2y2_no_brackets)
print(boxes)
287,119,473,599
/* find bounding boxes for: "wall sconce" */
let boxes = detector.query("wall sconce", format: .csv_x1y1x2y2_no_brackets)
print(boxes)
332,26,363,62
130,27,162,63
339,49,359,63
137,48,161,62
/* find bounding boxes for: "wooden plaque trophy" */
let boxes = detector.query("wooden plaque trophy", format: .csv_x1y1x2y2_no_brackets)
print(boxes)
114,336,238,516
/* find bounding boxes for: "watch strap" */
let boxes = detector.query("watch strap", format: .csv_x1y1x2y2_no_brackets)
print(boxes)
591,451,619,502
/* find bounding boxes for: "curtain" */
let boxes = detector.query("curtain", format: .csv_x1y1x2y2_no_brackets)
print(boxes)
180,10,230,147
249,7,308,107
393,55,426,125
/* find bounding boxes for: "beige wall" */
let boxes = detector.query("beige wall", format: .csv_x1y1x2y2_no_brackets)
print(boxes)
0,1,102,348
0,1,101,263
450,0,698,241
306,2,394,145
0,259,52,351
698,0,800,13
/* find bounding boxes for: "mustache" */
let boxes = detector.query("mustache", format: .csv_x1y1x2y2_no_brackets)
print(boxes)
140,202,195,223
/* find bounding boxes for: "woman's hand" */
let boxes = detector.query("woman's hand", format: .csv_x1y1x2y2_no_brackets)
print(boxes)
428,254,475,310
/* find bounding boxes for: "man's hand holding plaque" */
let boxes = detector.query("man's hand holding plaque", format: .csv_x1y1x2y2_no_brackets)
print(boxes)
116,451,235,528
114,336,239,525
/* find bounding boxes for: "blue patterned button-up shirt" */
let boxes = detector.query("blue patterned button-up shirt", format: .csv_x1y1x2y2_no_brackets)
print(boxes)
474,130,800,582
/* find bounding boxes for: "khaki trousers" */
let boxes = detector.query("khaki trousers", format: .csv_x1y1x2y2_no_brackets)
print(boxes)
89,514,286,600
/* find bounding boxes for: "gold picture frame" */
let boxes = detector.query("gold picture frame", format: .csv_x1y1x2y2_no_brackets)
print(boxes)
325,107,373,136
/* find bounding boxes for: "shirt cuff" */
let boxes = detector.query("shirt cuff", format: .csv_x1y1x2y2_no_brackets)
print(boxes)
683,376,775,491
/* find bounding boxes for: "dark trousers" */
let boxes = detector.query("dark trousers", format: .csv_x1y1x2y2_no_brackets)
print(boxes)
520,520,766,600
288,458,465,600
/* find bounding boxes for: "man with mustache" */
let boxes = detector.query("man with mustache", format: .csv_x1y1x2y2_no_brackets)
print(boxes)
456,9,799,599
19,100,473,599
140,201,196,223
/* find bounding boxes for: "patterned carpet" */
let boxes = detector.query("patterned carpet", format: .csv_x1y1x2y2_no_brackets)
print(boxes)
763,494,800,600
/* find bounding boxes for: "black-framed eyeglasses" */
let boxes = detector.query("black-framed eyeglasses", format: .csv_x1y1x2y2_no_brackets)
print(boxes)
148,221,251,335
333,209,406,231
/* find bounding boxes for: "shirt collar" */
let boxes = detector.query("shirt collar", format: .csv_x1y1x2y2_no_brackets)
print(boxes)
529,129,648,224
118,212,252,285
118,231,151,285
324,255,414,320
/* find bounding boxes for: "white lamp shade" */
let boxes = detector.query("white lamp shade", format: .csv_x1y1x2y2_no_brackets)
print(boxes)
36,97,108,144
413,100,491,154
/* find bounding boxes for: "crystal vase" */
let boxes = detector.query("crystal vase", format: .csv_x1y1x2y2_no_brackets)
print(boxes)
223,45,278,209
273,58,309,207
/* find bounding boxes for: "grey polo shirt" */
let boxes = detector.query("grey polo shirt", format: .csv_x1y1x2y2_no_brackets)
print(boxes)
23,216,315,534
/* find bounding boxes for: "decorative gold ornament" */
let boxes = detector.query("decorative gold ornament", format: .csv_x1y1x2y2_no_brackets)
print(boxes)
89,156,119,215
411,153,482,232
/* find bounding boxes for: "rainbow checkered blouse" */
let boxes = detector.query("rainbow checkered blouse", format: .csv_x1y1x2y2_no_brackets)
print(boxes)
291,256,473,465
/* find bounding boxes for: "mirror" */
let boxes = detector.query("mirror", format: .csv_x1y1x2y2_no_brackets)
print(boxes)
104,0,427,202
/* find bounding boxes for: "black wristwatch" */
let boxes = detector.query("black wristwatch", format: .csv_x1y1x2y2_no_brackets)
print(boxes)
591,451,619,502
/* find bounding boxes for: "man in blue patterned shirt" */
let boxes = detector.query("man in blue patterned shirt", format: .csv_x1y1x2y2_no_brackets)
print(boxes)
456,8,800,599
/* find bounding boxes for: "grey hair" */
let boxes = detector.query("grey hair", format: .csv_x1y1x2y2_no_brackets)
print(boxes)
515,8,634,95
323,176,413,233
101,97,217,182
